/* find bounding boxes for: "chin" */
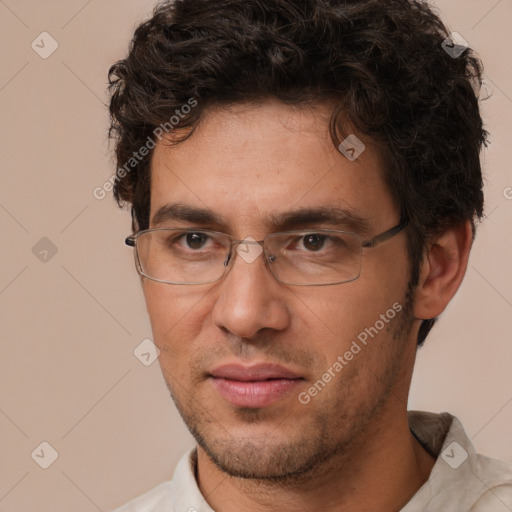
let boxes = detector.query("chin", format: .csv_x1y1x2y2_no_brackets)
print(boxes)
189,416,340,481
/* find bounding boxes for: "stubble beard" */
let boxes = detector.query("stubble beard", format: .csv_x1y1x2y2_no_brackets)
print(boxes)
163,283,416,483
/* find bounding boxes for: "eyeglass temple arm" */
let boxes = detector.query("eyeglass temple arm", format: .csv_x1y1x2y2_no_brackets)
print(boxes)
361,219,409,248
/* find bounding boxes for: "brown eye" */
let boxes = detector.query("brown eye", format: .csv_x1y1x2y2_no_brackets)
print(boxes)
302,234,326,251
185,232,209,250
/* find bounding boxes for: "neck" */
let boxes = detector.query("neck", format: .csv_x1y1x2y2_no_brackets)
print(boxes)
195,406,436,512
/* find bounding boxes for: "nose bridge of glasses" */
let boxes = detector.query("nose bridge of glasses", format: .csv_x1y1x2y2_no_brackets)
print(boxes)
230,237,265,247
228,236,265,266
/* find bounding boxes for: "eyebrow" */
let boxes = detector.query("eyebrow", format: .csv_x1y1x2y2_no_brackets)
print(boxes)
151,202,372,235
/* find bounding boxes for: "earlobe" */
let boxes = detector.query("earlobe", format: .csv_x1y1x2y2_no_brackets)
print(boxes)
413,221,473,320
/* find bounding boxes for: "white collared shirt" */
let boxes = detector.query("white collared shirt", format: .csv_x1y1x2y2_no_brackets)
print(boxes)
111,411,512,512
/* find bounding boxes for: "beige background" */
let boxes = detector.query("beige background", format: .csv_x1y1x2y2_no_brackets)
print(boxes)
0,1,511,510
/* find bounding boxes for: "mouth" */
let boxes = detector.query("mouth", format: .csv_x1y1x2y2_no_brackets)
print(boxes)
209,363,304,408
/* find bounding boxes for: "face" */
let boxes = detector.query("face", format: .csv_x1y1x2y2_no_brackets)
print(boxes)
142,101,418,480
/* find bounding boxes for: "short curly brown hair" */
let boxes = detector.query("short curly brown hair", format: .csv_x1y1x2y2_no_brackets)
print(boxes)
108,0,487,346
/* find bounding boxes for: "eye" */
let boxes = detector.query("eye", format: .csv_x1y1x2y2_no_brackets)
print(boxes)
181,232,210,250
282,233,349,255
164,231,217,252
300,234,327,251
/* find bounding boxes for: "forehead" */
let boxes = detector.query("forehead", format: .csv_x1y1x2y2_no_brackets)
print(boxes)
149,101,397,235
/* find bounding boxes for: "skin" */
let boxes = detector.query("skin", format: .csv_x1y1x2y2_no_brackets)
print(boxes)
141,100,473,512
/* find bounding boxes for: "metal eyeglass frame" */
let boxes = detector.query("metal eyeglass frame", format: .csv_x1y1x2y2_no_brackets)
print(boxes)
125,218,410,286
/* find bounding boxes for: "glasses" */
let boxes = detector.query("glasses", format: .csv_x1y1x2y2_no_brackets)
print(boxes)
125,219,409,286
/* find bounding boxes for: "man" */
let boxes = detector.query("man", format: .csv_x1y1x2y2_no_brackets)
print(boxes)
107,0,512,510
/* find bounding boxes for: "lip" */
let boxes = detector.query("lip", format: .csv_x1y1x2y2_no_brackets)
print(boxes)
209,363,304,408
210,363,301,381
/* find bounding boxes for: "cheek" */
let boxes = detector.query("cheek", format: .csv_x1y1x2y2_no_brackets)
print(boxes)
293,282,384,336
296,260,409,367
362,236,410,287
142,281,209,356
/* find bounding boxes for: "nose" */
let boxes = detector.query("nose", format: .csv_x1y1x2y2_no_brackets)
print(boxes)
211,242,291,339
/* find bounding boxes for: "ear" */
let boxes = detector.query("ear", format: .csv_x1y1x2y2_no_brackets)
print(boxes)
413,220,473,320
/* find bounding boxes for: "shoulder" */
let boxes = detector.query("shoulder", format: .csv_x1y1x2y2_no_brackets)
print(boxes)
109,448,202,512
407,411,512,511
468,454,512,511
